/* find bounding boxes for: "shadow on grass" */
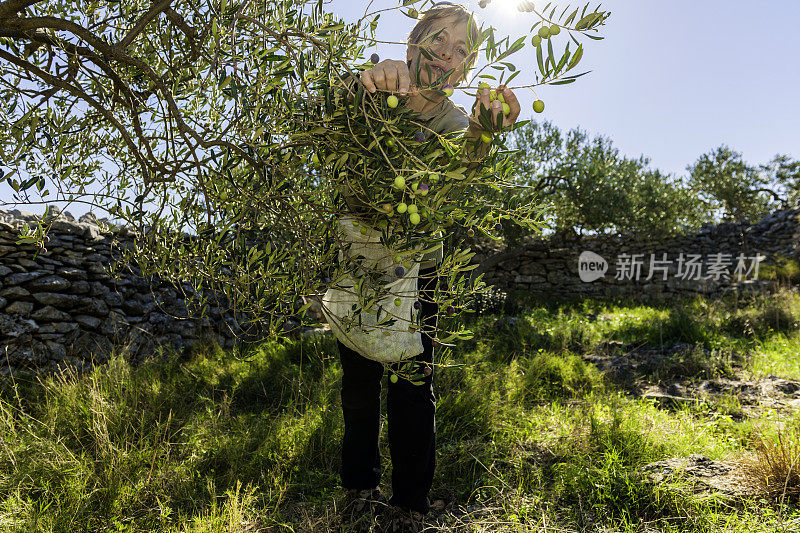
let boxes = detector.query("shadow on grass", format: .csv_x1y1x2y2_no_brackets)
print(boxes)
0,334,345,530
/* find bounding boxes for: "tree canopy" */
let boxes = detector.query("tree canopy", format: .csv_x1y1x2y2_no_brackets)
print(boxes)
505,121,800,243
0,0,609,351
507,120,704,241
687,146,799,224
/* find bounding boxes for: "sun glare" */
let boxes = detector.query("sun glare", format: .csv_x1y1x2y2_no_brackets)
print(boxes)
474,0,533,35
481,0,521,12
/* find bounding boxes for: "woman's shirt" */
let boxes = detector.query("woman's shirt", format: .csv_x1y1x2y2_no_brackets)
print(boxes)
337,88,471,270
410,97,470,269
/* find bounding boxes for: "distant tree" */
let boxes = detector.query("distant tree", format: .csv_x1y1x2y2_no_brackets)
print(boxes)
760,154,800,210
507,121,704,241
686,145,779,224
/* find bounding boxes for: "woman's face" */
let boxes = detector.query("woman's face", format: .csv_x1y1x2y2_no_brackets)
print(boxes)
407,13,471,88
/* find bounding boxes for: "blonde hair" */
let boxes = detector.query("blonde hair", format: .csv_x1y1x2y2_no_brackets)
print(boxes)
407,4,481,81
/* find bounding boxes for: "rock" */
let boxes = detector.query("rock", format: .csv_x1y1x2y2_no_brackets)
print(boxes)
33,292,80,308
82,223,103,241
595,340,626,354
0,314,38,338
639,454,760,497
0,265,12,277
5,301,34,316
87,263,107,275
18,258,38,268
302,325,332,339
0,296,5,310
667,383,684,397
104,292,123,307
58,267,88,280
31,306,72,321
89,282,110,296
25,275,71,291
45,341,67,359
69,280,91,294
121,300,144,315
100,311,127,339
38,322,79,334
75,315,101,329
0,286,31,299
81,297,109,317
78,213,98,225
771,379,800,395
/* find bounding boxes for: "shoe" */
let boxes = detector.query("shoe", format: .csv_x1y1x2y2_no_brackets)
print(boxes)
383,505,426,533
341,486,389,517
429,498,447,512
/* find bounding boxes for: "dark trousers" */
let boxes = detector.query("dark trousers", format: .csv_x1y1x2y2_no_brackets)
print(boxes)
337,266,440,515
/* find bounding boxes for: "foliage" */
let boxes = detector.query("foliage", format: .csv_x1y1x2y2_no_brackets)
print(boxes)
687,145,799,224
763,154,800,209
507,120,705,241
0,0,608,348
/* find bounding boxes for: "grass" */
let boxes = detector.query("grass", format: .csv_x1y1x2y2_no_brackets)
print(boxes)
1,286,800,531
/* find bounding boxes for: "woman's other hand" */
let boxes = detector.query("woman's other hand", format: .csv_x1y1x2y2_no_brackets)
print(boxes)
360,59,414,96
469,85,521,132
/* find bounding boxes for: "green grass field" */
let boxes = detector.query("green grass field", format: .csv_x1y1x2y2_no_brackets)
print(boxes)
2,286,800,532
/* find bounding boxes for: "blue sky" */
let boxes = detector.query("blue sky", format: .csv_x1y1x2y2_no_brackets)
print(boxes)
327,0,800,179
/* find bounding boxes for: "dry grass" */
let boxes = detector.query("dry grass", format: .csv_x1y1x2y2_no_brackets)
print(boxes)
739,426,800,504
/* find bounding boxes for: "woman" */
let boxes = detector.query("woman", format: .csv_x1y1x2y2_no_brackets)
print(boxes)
335,3,521,530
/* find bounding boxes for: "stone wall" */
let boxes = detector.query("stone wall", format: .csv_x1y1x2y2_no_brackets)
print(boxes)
471,208,800,304
2,207,798,375
0,209,240,375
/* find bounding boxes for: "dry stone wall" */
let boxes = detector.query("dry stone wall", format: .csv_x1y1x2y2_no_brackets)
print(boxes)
0,209,240,376
471,208,800,304
2,207,798,375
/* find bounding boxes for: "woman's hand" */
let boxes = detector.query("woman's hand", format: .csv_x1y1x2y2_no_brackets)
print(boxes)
461,85,521,162
359,59,414,96
468,85,521,132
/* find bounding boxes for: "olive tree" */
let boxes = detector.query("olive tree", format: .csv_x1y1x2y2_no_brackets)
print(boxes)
506,120,704,242
0,0,609,358
686,145,787,224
